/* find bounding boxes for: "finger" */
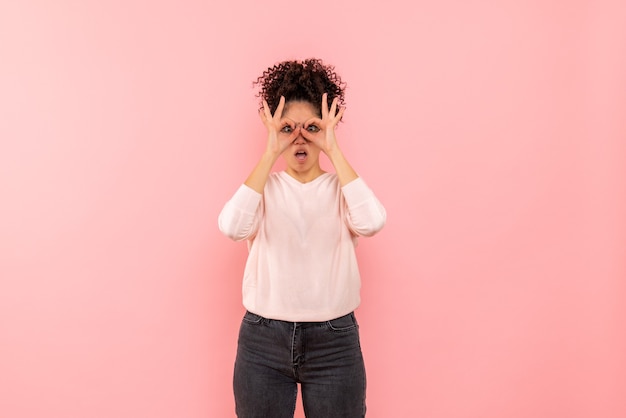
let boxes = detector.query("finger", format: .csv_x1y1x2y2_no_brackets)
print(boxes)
289,127,302,142
321,93,329,119
262,99,272,121
334,106,345,123
300,128,314,142
273,96,286,120
329,97,338,120
279,119,296,133
304,117,323,130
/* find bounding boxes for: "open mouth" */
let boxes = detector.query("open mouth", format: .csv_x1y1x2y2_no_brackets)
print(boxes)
295,150,308,162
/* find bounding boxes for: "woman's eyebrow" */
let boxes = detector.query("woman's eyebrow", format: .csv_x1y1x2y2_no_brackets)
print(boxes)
283,118,307,127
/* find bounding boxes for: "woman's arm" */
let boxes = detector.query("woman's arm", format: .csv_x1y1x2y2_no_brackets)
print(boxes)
245,96,300,193
218,185,263,241
342,178,386,237
326,146,358,187
300,93,385,234
300,93,357,186
219,96,300,241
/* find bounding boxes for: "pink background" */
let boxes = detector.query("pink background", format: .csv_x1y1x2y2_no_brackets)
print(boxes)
1,1,625,417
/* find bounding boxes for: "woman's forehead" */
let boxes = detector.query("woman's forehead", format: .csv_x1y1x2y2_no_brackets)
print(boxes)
282,101,319,120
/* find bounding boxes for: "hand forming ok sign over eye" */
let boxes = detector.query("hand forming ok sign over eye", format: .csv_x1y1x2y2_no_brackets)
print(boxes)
300,93,346,155
259,96,301,157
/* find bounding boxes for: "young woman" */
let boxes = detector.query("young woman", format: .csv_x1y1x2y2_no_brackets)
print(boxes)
218,58,386,418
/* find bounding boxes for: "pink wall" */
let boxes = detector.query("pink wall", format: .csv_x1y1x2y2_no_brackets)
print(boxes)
1,1,625,417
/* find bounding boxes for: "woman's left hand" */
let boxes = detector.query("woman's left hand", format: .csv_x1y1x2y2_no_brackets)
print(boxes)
300,93,345,155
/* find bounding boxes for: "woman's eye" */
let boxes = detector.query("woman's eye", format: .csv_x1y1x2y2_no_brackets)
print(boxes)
280,125,293,133
306,125,320,133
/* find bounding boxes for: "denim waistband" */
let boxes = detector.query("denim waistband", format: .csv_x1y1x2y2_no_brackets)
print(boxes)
245,310,355,327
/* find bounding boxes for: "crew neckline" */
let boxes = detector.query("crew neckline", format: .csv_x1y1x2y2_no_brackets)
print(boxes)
278,171,331,186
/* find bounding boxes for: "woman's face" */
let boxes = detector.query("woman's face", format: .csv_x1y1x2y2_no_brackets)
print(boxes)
280,101,324,180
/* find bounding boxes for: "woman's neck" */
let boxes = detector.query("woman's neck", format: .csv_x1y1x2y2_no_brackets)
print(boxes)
285,166,326,183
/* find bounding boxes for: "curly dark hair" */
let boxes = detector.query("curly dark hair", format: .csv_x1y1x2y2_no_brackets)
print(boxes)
254,58,346,117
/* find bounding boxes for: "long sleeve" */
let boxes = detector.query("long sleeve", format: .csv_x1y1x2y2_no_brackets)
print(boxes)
341,177,387,237
219,171,385,322
218,184,263,241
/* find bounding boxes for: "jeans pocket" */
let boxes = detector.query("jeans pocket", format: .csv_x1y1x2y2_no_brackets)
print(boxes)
242,311,264,325
326,312,358,332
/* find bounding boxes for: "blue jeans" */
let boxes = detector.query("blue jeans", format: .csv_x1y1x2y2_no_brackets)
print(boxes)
233,311,367,418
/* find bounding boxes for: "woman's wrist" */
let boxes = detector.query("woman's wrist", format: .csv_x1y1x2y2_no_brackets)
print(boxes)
327,146,358,186
325,144,343,161
262,147,281,163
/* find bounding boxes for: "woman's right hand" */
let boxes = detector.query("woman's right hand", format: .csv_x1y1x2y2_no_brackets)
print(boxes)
259,96,299,157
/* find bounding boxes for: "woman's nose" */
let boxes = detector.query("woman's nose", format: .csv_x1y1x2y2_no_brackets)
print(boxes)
293,129,306,144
